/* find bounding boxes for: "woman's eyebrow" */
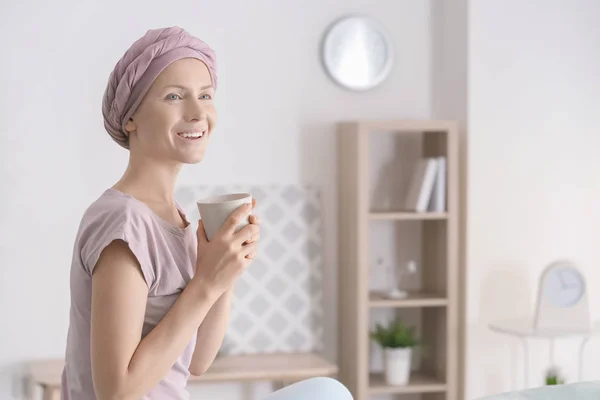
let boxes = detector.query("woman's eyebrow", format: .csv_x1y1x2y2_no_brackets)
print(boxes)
163,84,214,91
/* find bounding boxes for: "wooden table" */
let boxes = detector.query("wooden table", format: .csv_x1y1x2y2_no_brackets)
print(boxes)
27,352,338,400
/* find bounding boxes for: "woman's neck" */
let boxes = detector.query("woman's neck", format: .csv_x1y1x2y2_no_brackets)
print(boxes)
113,152,182,207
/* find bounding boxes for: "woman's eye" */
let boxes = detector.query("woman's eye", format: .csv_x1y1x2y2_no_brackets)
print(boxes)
165,93,182,100
200,94,212,100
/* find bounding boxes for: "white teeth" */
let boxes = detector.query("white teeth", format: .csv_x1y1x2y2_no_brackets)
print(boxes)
180,131,204,138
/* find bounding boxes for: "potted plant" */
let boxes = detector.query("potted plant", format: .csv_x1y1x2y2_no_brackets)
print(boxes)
370,319,420,385
545,366,565,385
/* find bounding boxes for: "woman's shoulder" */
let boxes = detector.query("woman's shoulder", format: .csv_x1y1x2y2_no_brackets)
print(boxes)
77,188,158,242
76,189,159,283
84,188,153,224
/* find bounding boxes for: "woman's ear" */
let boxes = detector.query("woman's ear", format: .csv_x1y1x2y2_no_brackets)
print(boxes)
124,118,137,135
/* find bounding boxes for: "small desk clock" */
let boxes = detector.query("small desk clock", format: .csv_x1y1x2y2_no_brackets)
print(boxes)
533,260,590,332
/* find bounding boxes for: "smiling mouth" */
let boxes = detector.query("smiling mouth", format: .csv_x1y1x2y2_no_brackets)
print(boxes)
177,131,206,140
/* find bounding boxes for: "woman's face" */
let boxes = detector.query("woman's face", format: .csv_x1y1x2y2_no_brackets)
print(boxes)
125,58,217,164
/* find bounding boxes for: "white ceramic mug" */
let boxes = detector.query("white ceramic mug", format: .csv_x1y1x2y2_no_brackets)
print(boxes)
196,193,253,241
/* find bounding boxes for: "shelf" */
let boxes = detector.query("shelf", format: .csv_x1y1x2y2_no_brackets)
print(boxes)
193,352,338,382
369,372,447,394
369,211,449,221
369,291,448,308
26,353,338,392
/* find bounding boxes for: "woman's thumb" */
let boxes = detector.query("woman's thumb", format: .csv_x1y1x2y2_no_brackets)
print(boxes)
197,219,209,243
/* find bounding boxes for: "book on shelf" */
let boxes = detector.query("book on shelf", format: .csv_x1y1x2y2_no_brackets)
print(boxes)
429,156,446,212
404,157,446,213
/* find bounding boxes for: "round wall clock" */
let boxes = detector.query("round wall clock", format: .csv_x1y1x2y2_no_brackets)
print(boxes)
321,15,394,91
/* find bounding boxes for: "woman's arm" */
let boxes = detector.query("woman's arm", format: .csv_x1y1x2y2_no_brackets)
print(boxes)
188,206,261,375
90,239,218,400
188,286,234,375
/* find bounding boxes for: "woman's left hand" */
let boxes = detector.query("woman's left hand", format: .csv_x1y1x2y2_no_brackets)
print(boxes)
244,197,260,259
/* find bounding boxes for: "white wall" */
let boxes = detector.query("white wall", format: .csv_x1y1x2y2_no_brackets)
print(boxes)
466,0,600,398
0,0,433,398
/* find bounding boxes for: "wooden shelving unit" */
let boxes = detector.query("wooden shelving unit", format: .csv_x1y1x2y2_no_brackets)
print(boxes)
337,120,460,400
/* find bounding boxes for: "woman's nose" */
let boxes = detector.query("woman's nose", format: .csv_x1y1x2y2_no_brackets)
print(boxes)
184,100,207,122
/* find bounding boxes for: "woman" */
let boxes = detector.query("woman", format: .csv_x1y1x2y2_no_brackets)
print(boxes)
61,26,352,400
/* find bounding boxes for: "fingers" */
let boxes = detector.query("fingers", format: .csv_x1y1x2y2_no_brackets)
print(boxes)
221,203,253,236
249,214,260,225
243,230,261,245
252,197,257,209
196,219,208,244
242,241,259,260
234,223,260,246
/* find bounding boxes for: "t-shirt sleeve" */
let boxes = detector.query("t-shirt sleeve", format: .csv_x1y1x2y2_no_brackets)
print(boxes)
79,201,156,289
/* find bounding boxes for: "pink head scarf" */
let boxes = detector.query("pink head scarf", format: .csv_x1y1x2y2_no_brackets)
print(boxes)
102,26,217,149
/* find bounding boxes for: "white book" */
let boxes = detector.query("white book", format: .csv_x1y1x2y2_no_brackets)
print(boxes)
404,158,438,212
428,156,446,212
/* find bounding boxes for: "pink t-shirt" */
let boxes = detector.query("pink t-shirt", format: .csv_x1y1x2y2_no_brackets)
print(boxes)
61,188,198,400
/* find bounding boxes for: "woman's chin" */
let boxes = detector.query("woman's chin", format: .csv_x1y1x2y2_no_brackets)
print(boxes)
179,151,207,164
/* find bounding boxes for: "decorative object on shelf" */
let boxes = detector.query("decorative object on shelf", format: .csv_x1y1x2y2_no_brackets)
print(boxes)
404,157,446,212
370,319,420,385
320,15,393,91
545,366,565,385
533,260,590,332
382,259,418,299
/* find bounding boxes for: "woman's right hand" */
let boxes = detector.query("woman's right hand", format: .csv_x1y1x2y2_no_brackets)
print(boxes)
193,202,260,298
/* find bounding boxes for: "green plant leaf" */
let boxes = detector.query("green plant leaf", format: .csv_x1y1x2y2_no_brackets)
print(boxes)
369,319,420,349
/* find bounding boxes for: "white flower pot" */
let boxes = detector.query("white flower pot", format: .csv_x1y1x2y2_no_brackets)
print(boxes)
383,347,412,385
